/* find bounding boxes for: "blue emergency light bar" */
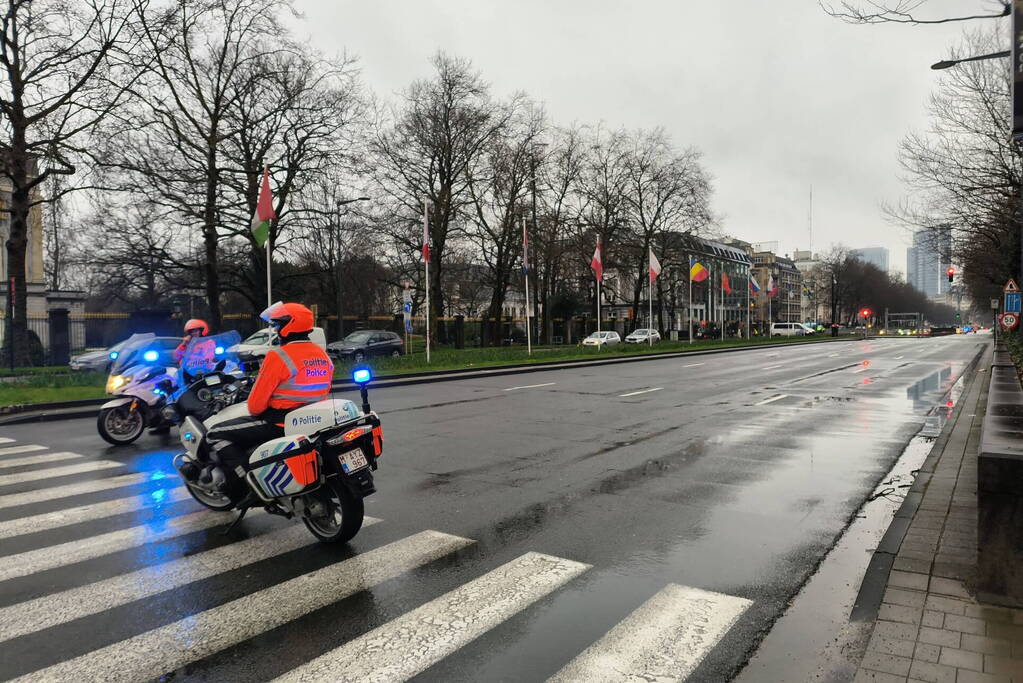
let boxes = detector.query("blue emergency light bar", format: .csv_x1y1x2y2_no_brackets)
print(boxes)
352,368,372,385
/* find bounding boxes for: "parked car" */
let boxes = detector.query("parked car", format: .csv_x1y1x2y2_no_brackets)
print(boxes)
625,328,661,344
70,336,180,372
231,326,327,361
798,323,818,335
582,331,622,347
770,322,809,337
327,330,404,362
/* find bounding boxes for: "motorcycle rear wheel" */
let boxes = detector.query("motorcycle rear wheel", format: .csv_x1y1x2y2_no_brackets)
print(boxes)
302,479,364,543
97,406,146,445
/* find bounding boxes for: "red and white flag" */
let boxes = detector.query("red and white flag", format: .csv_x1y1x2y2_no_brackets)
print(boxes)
648,248,661,284
591,236,603,282
422,202,431,263
767,275,778,298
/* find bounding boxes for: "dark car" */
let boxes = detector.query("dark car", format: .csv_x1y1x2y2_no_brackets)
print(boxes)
327,330,404,362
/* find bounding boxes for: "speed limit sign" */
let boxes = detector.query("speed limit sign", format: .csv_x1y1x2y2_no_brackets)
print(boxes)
1001,313,1020,330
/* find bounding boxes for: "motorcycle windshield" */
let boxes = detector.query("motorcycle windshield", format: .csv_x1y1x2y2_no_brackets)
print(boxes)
108,333,162,375
178,330,243,378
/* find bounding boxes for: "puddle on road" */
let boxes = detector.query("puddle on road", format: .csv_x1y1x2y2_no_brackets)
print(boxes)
735,370,967,683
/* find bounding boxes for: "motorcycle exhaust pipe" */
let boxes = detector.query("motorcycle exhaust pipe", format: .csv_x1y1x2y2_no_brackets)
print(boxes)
173,453,200,482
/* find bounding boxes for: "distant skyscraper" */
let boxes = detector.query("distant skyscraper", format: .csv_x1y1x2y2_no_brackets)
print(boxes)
906,228,951,298
850,247,890,273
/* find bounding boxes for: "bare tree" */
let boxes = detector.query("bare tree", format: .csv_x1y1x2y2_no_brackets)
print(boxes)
821,0,1009,24
623,128,713,325
0,0,146,363
465,100,541,344
371,52,511,342
100,0,292,329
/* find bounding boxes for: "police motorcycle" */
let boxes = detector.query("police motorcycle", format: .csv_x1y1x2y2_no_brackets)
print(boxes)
173,368,383,543
97,331,245,446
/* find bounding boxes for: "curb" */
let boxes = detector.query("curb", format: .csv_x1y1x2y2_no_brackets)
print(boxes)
848,342,988,622
0,335,867,426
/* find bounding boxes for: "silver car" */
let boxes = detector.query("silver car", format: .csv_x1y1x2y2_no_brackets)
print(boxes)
582,331,622,347
625,328,661,344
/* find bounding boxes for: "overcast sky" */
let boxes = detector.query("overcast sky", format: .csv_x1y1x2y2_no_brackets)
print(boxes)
294,0,991,275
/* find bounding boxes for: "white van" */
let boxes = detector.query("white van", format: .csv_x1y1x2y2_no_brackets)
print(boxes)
770,322,808,337
231,326,328,360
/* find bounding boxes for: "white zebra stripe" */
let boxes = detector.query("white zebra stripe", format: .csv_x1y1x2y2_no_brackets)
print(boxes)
549,584,752,682
0,509,229,582
0,437,14,444
0,518,382,642
0,460,126,487
0,472,164,510
0,485,194,539
275,551,590,682
0,451,83,470
0,444,46,457
14,530,473,683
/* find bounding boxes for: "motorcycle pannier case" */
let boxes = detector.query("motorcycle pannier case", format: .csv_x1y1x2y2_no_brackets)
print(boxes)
247,435,320,498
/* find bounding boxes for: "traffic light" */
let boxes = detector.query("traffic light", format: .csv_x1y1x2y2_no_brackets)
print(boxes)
860,308,871,318
955,312,961,321
947,266,955,283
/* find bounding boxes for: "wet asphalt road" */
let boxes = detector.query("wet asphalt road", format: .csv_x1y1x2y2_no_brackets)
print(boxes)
0,334,988,682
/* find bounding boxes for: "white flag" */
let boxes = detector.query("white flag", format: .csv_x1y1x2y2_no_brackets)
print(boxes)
648,248,662,284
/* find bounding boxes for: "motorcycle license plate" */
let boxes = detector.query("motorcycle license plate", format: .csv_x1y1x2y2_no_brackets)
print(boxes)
338,449,368,473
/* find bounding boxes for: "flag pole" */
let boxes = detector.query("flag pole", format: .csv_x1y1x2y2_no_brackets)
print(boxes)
523,218,532,357
720,263,725,341
688,255,693,345
423,199,431,364
648,256,653,347
746,265,751,339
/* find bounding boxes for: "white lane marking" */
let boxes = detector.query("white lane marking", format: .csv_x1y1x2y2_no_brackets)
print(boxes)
852,367,869,374
682,363,704,368
828,353,839,357
0,485,194,539
0,438,14,444
550,584,752,682
0,460,125,487
0,451,83,470
0,510,229,582
275,551,590,683
20,531,473,683
895,355,904,359
0,472,158,510
0,444,46,457
0,518,380,642
620,387,663,398
754,394,788,406
505,382,556,391
761,364,783,370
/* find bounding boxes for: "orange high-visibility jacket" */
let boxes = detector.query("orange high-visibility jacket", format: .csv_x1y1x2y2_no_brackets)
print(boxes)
247,341,334,415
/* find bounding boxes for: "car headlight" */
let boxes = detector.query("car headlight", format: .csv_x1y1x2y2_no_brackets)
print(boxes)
107,375,127,393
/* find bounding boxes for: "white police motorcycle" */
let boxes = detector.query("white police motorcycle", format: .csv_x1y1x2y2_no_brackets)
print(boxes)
173,368,383,543
97,331,243,445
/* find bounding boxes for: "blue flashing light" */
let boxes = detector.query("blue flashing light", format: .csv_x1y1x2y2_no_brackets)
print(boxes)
153,387,163,396
215,346,225,355
353,368,372,385
109,351,119,360
143,350,159,362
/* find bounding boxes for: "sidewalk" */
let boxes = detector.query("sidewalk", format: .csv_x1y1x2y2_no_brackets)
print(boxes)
855,350,1023,683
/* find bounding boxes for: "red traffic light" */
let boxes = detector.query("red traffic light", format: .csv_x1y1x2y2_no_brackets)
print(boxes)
946,267,955,276
860,308,871,318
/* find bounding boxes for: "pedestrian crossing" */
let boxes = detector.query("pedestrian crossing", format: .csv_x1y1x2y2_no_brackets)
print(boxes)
0,438,754,682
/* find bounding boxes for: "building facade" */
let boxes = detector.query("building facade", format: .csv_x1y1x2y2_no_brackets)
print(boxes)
850,246,890,273
906,228,951,298
749,251,802,324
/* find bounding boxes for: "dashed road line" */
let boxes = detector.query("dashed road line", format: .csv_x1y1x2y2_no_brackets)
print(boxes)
620,388,663,398
754,394,788,406
505,382,557,391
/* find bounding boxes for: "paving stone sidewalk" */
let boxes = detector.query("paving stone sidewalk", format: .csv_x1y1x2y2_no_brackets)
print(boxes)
855,352,1023,683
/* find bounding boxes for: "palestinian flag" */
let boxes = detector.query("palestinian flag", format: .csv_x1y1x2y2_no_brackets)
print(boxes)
251,166,276,247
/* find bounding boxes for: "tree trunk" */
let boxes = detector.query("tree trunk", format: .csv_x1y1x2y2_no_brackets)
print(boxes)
203,142,222,330
6,137,31,366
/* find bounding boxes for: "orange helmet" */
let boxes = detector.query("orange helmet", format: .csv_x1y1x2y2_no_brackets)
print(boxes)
260,301,314,337
184,318,209,336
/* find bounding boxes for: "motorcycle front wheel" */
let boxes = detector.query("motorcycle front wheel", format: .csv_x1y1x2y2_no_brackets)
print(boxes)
302,479,364,543
97,405,146,445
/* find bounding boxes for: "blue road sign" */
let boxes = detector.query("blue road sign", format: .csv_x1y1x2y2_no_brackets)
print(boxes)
403,302,412,314
1006,291,1022,314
